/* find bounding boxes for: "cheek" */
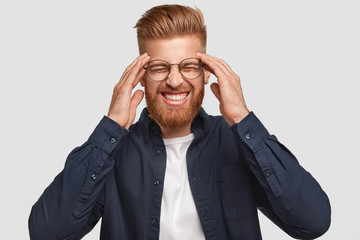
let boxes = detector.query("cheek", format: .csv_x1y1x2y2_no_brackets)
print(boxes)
145,80,161,96
191,80,205,92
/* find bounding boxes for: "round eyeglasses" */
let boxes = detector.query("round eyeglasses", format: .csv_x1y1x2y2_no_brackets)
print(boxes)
143,57,204,82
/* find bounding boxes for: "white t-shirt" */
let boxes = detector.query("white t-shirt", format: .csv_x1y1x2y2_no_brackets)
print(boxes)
159,133,205,240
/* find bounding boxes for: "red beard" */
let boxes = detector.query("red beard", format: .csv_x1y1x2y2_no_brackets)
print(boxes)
145,82,204,129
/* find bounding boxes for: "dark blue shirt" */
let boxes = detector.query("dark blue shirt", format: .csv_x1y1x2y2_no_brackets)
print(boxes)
29,108,331,239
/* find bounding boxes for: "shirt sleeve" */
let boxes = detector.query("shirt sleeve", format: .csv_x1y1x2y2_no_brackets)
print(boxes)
231,111,331,239
28,116,128,240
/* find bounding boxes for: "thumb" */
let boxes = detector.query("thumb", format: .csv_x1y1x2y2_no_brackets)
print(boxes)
210,82,221,101
126,90,144,129
130,89,144,111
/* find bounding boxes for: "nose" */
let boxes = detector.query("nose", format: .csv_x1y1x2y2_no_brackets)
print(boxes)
166,65,184,90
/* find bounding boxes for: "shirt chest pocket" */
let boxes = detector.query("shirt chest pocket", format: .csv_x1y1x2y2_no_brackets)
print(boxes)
216,165,257,220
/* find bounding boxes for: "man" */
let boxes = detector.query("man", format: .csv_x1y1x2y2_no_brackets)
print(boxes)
29,4,331,240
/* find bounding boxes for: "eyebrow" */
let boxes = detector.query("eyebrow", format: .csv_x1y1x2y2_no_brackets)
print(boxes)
148,58,200,64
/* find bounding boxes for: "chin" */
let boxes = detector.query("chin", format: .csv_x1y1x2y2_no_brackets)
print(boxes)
145,87,204,129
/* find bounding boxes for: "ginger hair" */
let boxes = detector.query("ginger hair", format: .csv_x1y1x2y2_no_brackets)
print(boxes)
134,4,207,53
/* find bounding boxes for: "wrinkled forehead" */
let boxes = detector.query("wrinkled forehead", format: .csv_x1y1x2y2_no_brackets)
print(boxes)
143,36,204,63
147,58,201,65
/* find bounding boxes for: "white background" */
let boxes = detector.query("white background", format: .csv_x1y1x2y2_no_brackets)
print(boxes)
1,0,359,239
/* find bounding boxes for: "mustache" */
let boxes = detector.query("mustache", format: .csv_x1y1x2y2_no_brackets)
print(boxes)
155,84,193,94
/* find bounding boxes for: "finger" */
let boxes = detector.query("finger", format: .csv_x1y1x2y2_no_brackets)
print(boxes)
197,53,227,78
198,54,240,89
132,67,147,88
116,53,149,88
130,89,144,109
126,90,144,129
124,52,149,73
198,53,235,75
132,56,151,87
199,53,231,73
125,56,150,87
120,55,150,89
202,63,216,75
210,82,221,101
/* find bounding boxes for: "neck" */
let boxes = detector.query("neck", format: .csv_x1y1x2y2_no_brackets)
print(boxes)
160,123,192,139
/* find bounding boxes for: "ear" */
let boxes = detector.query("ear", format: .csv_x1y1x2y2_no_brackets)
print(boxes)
203,68,210,85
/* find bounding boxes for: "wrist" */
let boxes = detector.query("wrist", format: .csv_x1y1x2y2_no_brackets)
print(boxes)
107,115,125,128
227,109,250,125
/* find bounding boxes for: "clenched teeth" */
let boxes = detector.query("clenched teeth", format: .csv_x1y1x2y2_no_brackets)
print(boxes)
163,93,188,101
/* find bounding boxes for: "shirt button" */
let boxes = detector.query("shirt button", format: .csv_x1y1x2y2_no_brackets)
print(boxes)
91,174,97,180
110,137,116,144
144,138,149,144
264,170,271,177
156,150,162,155
150,218,156,225
151,125,157,131
193,176,197,181
154,179,160,186
245,133,251,139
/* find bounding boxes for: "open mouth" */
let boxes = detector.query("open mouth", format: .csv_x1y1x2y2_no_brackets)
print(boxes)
161,92,190,106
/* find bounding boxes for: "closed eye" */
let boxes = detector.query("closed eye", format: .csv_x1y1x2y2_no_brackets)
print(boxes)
181,65,201,72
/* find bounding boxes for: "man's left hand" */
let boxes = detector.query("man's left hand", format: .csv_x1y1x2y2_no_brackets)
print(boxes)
196,53,250,125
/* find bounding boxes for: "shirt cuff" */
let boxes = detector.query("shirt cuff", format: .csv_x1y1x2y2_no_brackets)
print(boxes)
88,116,128,154
230,111,270,150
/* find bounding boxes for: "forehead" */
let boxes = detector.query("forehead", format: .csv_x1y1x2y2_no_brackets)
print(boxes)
143,36,203,63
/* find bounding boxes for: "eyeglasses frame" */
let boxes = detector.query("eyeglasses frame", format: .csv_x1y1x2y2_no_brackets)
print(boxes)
143,57,205,82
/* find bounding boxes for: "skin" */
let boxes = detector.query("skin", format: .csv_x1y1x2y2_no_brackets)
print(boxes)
140,36,210,138
196,52,250,126
107,35,250,138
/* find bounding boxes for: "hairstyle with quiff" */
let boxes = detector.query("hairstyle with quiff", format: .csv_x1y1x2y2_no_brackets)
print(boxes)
134,4,207,54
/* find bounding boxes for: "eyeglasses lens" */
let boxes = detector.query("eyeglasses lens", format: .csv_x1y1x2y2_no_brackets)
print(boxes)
146,58,202,81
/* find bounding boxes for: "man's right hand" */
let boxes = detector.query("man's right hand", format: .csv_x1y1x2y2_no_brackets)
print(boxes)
107,53,150,129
